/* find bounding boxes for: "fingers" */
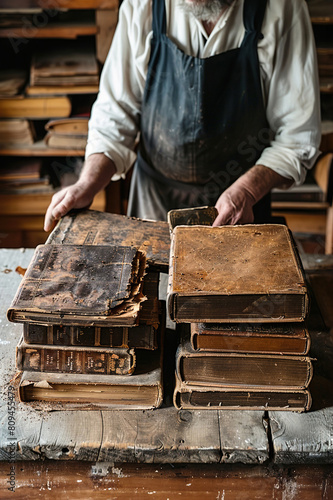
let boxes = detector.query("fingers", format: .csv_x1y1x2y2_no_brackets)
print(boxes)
44,188,78,232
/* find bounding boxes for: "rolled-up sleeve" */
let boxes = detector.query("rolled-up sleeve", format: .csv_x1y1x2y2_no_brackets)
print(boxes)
257,1,321,186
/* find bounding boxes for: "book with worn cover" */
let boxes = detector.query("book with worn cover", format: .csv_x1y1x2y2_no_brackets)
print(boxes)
167,206,218,231
7,244,146,327
191,322,311,355
17,349,163,410
23,322,158,349
168,224,309,322
16,336,136,375
46,209,170,271
176,331,313,390
173,376,312,412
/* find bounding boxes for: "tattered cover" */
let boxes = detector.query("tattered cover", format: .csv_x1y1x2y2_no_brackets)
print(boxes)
46,209,170,270
7,244,146,326
168,224,309,322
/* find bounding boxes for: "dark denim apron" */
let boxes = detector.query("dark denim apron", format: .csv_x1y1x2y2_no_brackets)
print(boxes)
127,0,271,221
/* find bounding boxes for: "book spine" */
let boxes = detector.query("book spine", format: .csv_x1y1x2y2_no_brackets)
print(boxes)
16,345,136,375
23,323,157,349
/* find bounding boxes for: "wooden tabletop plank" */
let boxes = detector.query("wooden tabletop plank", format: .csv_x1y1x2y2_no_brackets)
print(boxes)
218,410,269,464
99,407,221,463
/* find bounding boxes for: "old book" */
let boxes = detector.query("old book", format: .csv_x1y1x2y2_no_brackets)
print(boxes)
191,322,311,355
176,332,313,389
44,132,87,149
26,84,99,95
23,323,158,349
17,349,163,409
0,69,27,97
0,119,35,145
16,336,135,375
7,244,147,327
168,224,309,323
167,206,218,231
45,117,89,135
46,209,170,271
0,158,42,181
0,96,71,119
173,377,312,412
31,43,99,87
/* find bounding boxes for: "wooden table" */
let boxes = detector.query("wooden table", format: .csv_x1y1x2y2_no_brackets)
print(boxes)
0,249,332,498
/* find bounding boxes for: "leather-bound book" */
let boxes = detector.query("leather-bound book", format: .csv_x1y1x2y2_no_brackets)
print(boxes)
168,224,309,323
7,244,146,327
175,331,313,390
191,322,311,355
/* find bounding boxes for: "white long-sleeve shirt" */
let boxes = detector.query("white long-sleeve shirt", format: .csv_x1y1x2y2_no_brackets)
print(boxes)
86,0,321,185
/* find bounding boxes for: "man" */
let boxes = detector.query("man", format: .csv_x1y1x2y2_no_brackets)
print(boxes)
44,0,321,231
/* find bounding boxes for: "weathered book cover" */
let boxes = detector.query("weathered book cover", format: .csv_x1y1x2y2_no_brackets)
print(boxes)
23,323,158,350
167,206,218,231
45,209,170,270
16,336,136,375
168,224,309,323
176,331,313,390
7,244,146,327
17,349,163,410
173,376,312,412
191,322,311,355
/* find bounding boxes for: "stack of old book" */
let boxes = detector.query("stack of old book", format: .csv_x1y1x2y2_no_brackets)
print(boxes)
7,244,164,410
168,224,313,412
44,116,89,150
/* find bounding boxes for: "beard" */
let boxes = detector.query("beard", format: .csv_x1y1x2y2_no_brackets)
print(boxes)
178,0,234,23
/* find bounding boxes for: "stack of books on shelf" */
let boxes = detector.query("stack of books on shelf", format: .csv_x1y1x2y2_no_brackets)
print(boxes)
8,243,164,410
0,158,52,195
44,116,89,150
168,224,313,412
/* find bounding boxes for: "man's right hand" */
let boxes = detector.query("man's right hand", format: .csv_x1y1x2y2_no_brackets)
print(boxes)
43,153,117,232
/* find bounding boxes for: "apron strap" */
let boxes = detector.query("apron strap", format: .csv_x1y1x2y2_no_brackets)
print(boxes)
241,0,268,45
152,0,166,37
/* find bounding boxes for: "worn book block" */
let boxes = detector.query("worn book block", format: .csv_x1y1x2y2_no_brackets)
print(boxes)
174,377,312,412
168,225,309,322
16,336,135,375
191,322,311,355
176,332,313,390
7,244,146,326
16,347,163,410
46,209,170,270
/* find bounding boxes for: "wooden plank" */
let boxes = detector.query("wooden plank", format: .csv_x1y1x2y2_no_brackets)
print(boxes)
96,9,118,64
0,249,40,460
99,407,221,463
271,211,327,234
0,140,85,156
270,408,333,464
0,24,98,39
0,0,118,9
325,206,333,254
0,461,332,499
39,411,103,461
218,410,269,464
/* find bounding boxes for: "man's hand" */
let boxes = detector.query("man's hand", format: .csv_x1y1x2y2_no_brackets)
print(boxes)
213,164,293,227
44,182,97,232
213,183,255,226
44,153,117,232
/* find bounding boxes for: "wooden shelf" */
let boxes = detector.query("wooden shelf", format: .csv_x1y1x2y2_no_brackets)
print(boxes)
309,0,333,24
26,84,99,96
0,140,85,157
320,78,333,93
0,23,98,39
271,201,330,210
0,0,118,9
